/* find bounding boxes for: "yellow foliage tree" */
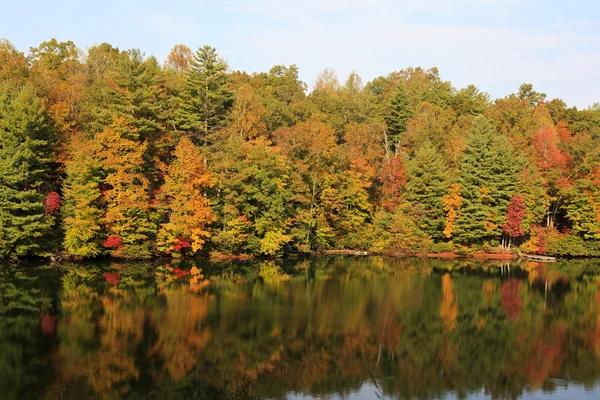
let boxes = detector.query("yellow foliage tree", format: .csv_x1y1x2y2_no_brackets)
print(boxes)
157,137,215,255
440,274,458,331
96,117,153,258
229,84,267,140
442,183,463,239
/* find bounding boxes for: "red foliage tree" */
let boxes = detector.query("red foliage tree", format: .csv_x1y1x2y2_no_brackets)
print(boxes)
533,128,568,171
172,268,190,279
103,272,120,285
44,192,61,215
502,195,527,239
104,235,123,249
501,279,523,322
381,155,407,211
41,313,56,336
173,238,191,251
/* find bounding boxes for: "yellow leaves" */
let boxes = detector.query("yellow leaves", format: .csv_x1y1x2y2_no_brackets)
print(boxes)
149,289,213,380
484,220,498,233
157,137,215,255
440,274,458,331
260,228,292,256
480,184,491,205
97,118,149,214
189,266,210,292
442,183,463,238
230,84,266,140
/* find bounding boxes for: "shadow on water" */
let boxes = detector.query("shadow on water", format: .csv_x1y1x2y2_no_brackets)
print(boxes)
2,256,600,399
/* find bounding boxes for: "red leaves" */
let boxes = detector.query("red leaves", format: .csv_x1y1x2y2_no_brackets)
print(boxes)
104,235,123,249
381,155,407,211
503,195,527,238
103,272,120,285
533,128,568,172
44,192,61,215
172,268,190,279
41,313,56,335
501,279,523,322
173,239,191,251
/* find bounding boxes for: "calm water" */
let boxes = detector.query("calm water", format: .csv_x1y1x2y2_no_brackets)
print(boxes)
2,257,600,400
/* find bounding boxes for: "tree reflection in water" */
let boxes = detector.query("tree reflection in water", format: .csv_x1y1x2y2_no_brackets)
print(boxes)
1,257,600,399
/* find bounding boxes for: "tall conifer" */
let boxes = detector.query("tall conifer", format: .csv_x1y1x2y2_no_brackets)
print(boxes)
454,116,523,244
0,85,54,258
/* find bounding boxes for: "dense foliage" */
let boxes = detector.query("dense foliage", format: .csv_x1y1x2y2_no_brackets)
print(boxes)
1,38,600,259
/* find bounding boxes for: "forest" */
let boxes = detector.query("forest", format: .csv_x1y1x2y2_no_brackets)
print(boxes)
1,38,600,260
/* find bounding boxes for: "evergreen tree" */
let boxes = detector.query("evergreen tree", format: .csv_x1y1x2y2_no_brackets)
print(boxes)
183,45,233,142
113,50,163,139
385,82,412,152
405,140,449,240
0,85,54,258
453,116,523,244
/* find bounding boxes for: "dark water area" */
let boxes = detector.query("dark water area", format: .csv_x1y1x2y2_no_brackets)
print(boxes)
2,256,600,400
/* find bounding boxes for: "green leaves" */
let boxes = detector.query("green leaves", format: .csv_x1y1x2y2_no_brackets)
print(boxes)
453,117,523,244
183,45,234,142
0,85,54,258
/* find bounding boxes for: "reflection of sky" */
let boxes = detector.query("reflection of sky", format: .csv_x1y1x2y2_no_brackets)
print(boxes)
282,381,600,399
3,0,600,108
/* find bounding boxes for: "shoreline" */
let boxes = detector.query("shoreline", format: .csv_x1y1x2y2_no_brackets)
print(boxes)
9,250,600,265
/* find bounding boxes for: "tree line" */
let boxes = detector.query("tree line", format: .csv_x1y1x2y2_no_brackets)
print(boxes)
1,38,600,260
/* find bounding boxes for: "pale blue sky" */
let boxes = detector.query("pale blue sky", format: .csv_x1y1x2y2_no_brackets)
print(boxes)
2,0,599,108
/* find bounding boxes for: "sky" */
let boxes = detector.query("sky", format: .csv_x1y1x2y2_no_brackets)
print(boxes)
2,0,600,108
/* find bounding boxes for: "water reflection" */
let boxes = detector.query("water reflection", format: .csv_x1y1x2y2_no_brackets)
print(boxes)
1,257,600,399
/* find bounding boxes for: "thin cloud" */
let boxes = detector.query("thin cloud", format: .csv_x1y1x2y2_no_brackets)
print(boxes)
135,11,200,36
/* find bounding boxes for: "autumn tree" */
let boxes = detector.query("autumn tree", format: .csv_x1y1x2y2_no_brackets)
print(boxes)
228,84,267,140
531,127,571,227
210,135,299,255
62,133,104,258
502,195,527,248
0,39,29,89
157,137,215,255
381,155,407,212
518,83,546,107
166,44,193,73
442,183,463,239
96,117,154,258
274,117,352,250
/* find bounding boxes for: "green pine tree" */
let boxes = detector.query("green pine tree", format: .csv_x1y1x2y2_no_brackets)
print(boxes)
0,85,54,258
405,140,449,240
385,82,412,151
183,45,234,142
453,116,523,245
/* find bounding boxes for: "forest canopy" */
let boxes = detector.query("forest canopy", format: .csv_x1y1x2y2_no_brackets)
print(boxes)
1,38,600,260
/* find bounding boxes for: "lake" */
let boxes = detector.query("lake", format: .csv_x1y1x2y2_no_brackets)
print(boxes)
1,256,600,399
